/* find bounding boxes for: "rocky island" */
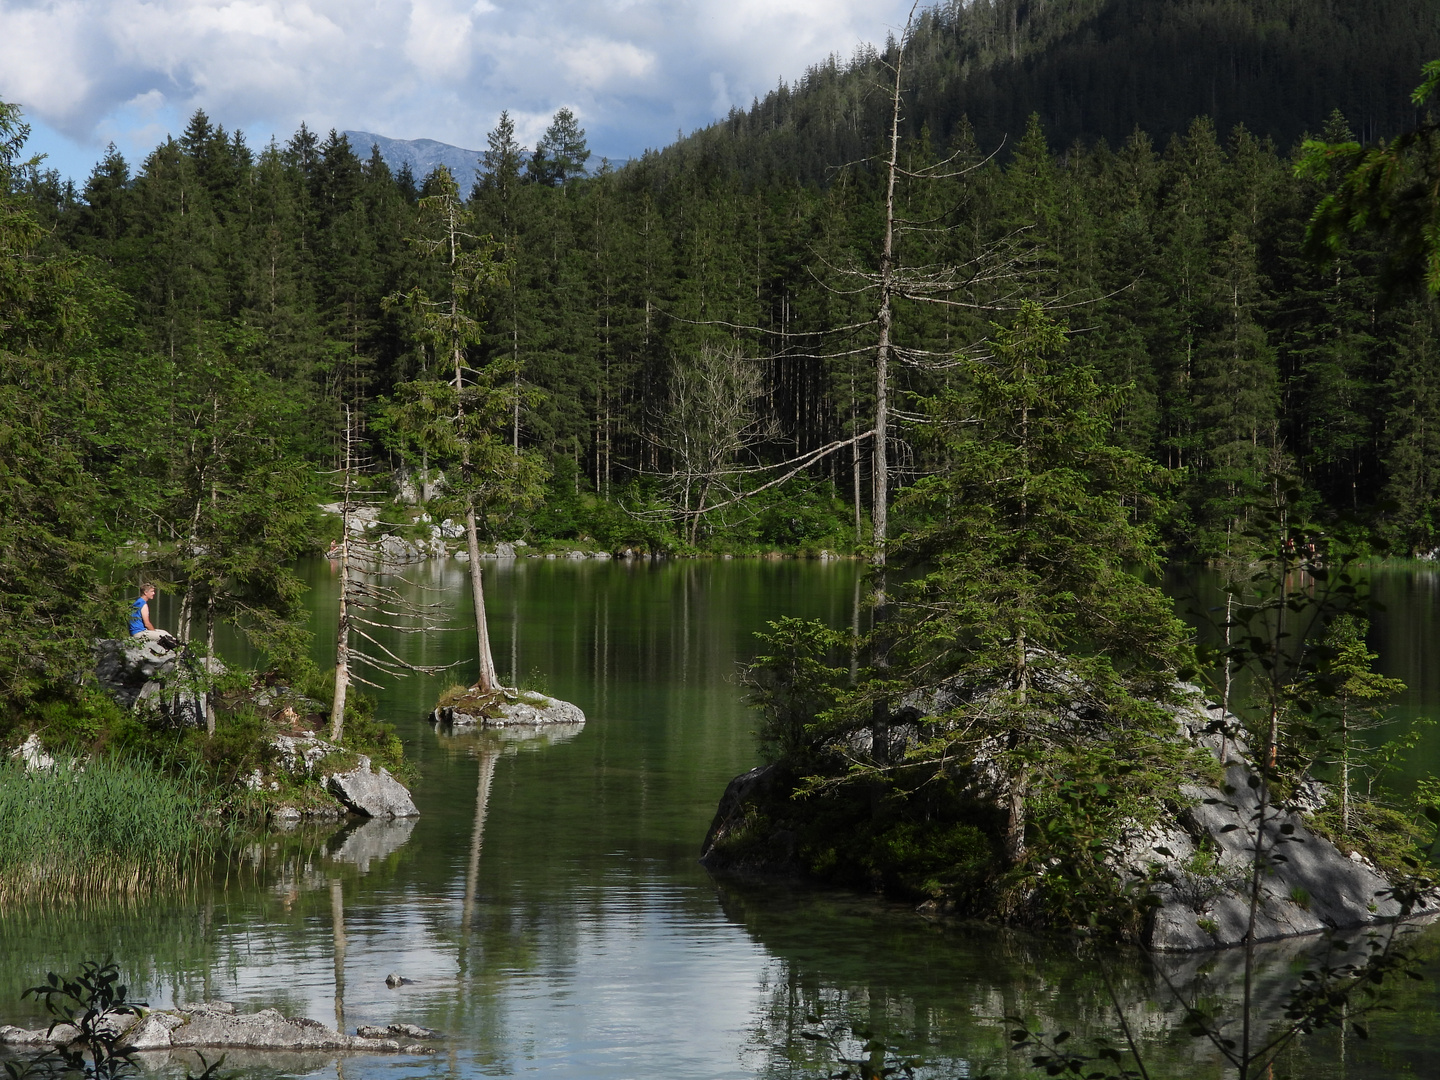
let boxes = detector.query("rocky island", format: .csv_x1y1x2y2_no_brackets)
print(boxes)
702,681,1434,952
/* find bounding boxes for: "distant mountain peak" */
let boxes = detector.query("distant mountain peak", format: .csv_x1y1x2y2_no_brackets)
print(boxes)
343,130,487,182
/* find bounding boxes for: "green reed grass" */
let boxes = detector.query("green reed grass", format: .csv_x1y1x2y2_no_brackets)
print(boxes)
0,754,227,904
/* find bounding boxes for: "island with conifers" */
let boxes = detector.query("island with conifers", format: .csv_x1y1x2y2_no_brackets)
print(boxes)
4,1,1440,1073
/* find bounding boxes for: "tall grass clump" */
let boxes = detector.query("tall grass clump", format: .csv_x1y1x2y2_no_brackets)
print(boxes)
0,755,225,905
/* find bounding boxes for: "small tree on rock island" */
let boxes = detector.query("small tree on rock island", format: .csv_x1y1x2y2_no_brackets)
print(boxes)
385,166,547,695
754,303,1194,907
883,302,1194,868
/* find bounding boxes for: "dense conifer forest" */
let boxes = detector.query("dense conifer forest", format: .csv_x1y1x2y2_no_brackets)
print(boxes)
4,0,1440,702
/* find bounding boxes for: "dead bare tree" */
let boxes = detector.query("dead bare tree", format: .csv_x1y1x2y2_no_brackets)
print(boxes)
655,4,1033,566
328,408,461,741
656,342,777,544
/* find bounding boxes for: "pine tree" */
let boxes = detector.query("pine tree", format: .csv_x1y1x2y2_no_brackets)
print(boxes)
386,167,546,693
0,102,110,703
527,108,591,187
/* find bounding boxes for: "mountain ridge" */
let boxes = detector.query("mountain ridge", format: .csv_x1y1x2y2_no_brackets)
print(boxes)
343,130,486,183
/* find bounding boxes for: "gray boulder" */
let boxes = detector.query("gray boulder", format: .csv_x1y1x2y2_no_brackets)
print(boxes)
325,757,419,818
0,1000,447,1054
1131,713,1409,950
93,636,208,727
9,733,55,771
0,999,437,1055
167,1002,435,1053
120,1014,182,1050
0,1022,80,1047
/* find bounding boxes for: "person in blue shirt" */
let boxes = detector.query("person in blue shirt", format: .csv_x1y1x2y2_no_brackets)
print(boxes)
129,583,159,637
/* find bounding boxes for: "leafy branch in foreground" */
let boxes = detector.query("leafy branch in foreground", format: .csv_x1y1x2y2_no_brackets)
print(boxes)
3,960,226,1080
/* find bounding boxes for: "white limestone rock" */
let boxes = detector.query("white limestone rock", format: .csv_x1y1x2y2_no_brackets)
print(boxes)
324,757,419,818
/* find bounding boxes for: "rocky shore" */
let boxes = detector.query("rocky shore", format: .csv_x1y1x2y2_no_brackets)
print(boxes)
43,636,422,822
318,501,849,565
0,1001,438,1055
701,688,1434,952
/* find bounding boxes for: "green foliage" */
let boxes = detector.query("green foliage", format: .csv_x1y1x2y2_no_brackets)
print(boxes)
891,303,1190,694
291,666,405,776
336,706,408,780
753,480,853,552
1,689,131,751
742,307,1202,924
0,102,111,705
749,617,848,764
712,773,1004,903
10,960,142,1080
1298,59,1440,296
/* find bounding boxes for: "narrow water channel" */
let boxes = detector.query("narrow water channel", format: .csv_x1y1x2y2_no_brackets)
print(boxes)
2,558,1437,1079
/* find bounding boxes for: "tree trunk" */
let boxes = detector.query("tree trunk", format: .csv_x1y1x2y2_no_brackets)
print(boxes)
1006,628,1030,864
330,880,347,1033
1340,706,1351,833
851,393,863,545
205,595,216,736
330,409,354,742
466,501,499,693
330,549,350,742
871,37,904,574
1005,773,1028,865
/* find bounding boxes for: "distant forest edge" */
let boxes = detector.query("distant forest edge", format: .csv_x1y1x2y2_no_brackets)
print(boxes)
672,0,1440,186
5,0,1440,612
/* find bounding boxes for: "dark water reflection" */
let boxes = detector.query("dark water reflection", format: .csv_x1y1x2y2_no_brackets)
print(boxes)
2,558,1437,1078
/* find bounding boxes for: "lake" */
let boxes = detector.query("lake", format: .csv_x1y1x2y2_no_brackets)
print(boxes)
2,557,1437,1079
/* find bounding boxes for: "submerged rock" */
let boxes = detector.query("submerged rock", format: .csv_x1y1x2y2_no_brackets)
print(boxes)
357,1023,437,1040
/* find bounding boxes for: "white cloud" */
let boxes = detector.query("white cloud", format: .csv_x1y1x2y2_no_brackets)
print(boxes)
0,0,916,177
405,0,480,79
562,38,656,91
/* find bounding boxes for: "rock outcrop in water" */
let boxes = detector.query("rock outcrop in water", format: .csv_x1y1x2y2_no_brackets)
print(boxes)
431,688,585,728
701,687,1431,952
266,734,419,818
0,1001,438,1054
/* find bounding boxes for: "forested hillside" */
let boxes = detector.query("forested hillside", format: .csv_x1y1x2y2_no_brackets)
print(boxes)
4,0,1439,703
670,0,1440,186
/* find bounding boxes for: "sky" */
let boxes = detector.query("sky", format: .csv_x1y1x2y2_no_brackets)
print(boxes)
0,0,917,186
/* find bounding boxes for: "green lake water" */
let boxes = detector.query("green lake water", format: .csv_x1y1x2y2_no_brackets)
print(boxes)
3,557,1439,1078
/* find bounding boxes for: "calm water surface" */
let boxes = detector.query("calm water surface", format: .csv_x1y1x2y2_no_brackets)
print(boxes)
3,558,1439,1079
